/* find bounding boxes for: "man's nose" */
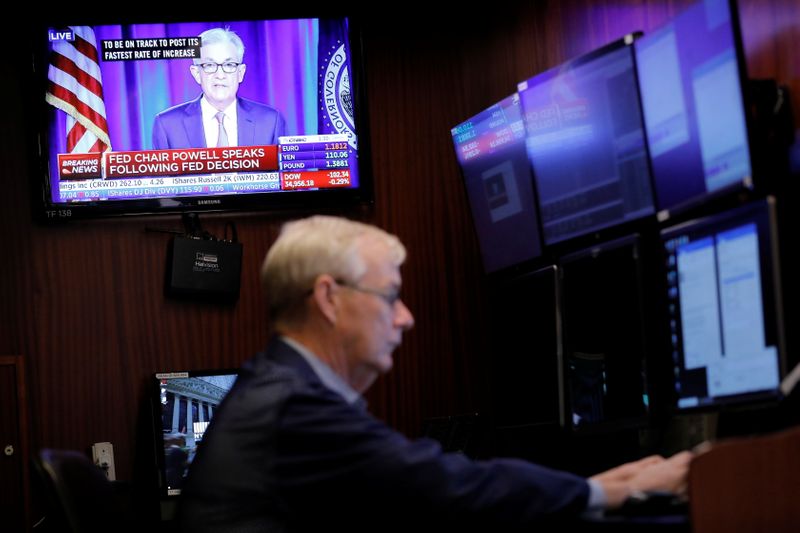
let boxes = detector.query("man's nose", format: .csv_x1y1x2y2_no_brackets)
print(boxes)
394,299,415,331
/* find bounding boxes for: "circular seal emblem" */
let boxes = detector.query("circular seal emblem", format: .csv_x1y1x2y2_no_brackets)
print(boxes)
321,43,356,150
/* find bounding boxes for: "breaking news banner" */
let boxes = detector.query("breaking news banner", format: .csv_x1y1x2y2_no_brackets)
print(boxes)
54,134,353,201
56,134,351,180
55,168,351,202
58,146,278,179
58,153,103,180
107,146,278,178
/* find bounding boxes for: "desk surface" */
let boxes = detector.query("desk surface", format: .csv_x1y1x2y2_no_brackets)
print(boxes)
582,513,690,532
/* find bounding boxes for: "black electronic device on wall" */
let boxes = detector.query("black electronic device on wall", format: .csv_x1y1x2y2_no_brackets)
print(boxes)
166,235,242,302
164,214,242,303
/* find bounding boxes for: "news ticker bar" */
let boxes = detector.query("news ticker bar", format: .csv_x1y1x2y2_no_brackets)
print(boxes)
57,134,353,180
453,119,525,164
57,169,352,202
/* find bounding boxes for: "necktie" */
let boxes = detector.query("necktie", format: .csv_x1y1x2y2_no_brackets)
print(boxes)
215,112,228,147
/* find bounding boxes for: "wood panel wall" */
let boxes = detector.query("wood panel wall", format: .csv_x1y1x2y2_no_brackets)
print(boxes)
1,1,797,489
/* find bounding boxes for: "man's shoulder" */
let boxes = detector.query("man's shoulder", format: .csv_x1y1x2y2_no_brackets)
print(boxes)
240,351,309,390
238,348,325,398
237,97,282,117
154,96,202,120
206,355,307,428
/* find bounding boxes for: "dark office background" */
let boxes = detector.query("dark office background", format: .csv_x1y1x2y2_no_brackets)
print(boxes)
1,1,798,514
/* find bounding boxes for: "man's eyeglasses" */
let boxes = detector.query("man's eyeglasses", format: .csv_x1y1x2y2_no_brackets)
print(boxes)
335,279,402,307
195,61,241,74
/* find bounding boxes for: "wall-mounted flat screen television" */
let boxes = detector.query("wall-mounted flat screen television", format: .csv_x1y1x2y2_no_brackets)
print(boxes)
31,17,371,221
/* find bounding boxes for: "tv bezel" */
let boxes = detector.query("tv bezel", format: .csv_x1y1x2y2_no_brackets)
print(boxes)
27,14,373,223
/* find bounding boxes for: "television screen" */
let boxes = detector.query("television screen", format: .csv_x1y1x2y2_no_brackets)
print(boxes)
661,198,785,411
559,235,650,432
451,93,542,273
635,0,752,215
33,17,370,220
517,34,655,246
153,370,238,496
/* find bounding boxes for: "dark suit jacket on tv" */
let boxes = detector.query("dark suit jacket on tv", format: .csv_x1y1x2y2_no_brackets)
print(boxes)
178,338,590,533
151,95,284,149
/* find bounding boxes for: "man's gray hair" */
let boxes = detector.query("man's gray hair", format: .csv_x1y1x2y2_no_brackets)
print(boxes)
261,216,406,325
196,27,245,63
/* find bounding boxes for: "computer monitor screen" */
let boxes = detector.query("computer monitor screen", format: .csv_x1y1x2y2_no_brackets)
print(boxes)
635,0,752,214
517,35,654,245
559,235,650,431
489,265,563,427
661,198,784,410
32,17,370,220
451,93,542,273
153,370,238,496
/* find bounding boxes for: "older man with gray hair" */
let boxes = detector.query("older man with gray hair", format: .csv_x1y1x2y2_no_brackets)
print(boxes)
179,215,691,533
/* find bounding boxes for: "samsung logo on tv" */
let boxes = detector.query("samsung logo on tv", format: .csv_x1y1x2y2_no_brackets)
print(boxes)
197,199,221,205
48,29,75,42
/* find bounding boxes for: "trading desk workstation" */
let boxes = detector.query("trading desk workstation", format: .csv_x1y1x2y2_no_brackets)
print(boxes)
6,0,800,531
452,0,799,529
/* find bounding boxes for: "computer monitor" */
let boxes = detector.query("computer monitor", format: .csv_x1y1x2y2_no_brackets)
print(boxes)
559,235,650,432
488,265,563,427
661,197,785,411
451,93,542,273
517,34,655,246
635,0,753,216
152,369,238,497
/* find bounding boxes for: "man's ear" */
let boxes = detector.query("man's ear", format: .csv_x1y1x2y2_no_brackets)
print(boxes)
237,63,246,83
310,274,339,325
190,64,202,85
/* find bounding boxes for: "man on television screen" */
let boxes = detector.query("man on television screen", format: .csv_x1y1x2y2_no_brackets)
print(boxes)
152,27,285,150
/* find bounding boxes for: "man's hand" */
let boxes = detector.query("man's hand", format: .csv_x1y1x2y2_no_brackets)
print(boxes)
590,451,693,509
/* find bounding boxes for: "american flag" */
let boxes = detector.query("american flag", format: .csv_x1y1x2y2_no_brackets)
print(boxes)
46,26,112,155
